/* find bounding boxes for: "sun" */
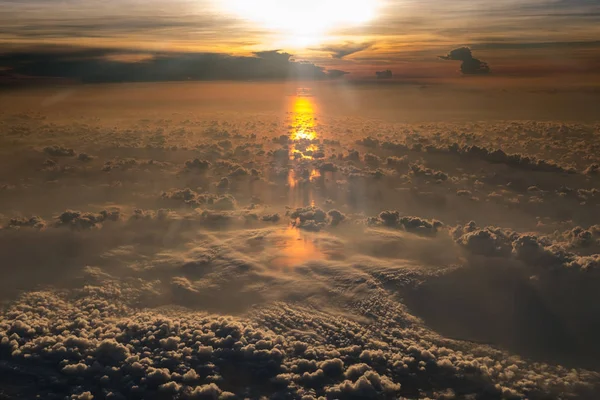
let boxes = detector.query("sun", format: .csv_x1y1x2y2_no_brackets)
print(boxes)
219,0,378,47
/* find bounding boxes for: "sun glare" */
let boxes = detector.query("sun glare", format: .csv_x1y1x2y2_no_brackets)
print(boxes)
220,0,378,46
290,97,317,141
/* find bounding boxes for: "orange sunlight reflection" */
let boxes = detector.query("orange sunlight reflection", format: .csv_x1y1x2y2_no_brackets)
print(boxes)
270,225,324,268
288,92,320,161
290,97,317,141
287,90,322,207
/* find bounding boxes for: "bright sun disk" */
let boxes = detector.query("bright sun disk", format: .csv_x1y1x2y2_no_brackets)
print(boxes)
220,0,378,46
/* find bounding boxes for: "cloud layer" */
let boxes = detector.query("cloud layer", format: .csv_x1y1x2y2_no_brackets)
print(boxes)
1,86,600,398
0,48,345,83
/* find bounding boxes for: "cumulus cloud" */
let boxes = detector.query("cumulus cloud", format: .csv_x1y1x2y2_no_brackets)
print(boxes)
2,107,600,399
43,145,75,157
161,189,237,210
1,283,598,399
7,215,46,230
369,211,443,236
452,221,600,278
410,163,448,181
56,209,121,230
184,158,211,172
417,142,576,173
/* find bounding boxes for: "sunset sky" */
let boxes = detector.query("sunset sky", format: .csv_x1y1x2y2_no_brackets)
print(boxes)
1,0,599,80
3,2,600,400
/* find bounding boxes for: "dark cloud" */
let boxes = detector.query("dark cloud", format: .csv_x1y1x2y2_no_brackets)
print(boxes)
184,158,211,173
418,142,575,174
439,47,474,62
317,42,373,59
55,209,121,230
7,216,46,230
0,46,346,83
43,145,75,157
326,69,350,79
439,47,491,75
410,163,448,181
376,70,393,79
368,211,443,236
471,39,600,51
161,188,237,210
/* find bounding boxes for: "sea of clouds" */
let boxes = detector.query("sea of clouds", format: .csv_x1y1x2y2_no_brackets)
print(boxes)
1,108,600,399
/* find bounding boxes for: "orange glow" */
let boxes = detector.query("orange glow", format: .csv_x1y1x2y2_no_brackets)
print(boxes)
288,169,297,189
309,168,321,181
270,225,324,268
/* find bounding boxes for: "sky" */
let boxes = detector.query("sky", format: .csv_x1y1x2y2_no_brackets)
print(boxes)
1,0,599,81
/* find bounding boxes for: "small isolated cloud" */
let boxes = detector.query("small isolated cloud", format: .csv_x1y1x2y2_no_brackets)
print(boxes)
439,47,490,75
318,42,374,59
376,70,392,79
327,69,350,79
